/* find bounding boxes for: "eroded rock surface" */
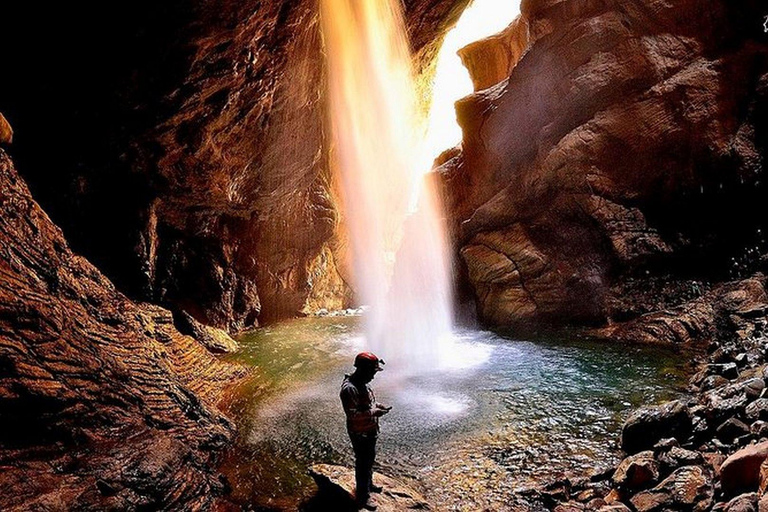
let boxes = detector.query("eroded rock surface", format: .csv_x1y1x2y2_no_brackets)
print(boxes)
0,149,246,510
442,0,768,331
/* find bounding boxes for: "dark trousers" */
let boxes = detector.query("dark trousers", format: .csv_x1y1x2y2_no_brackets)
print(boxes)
349,432,377,502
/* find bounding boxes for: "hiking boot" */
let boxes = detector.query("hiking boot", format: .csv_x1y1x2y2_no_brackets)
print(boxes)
370,483,383,493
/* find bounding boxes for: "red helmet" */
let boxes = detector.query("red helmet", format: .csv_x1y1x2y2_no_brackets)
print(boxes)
354,352,385,372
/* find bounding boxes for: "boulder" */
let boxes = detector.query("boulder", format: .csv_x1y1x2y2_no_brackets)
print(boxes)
719,418,753,444
751,421,768,438
620,400,693,453
630,466,713,512
612,451,659,491
304,464,430,511
173,311,239,354
746,400,768,422
721,441,768,496
598,505,631,512
702,375,731,392
713,364,741,380
724,493,758,512
554,502,585,512
657,446,704,474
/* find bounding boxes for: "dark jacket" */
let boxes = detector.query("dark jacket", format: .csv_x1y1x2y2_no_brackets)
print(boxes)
340,375,379,435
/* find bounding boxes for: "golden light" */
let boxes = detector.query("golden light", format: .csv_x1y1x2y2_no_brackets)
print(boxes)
423,0,521,161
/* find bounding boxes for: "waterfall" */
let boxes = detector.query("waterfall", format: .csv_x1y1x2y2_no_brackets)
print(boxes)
320,0,455,370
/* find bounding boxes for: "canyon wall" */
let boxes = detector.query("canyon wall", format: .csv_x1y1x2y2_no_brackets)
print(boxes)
0,0,465,332
0,148,246,510
442,0,768,332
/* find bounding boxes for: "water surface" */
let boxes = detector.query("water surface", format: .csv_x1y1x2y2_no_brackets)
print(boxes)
221,316,689,510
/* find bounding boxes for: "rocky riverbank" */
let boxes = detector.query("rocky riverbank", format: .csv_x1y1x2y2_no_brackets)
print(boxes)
546,275,768,511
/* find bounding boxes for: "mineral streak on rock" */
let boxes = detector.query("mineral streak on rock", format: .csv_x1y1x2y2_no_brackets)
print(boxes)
441,0,768,331
0,150,247,510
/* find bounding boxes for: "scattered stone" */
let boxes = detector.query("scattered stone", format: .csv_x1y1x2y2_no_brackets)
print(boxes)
751,421,768,438
747,400,768,422
658,446,704,474
711,363,741,380
719,418,752,444
652,438,679,451
630,466,713,512
597,505,631,512
620,400,693,454
554,502,584,512
721,441,768,496
703,375,732,391
724,492,758,512
746,379,766,400
612,451,659,491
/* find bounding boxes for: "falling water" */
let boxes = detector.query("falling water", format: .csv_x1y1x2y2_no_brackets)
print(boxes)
320,0,457,370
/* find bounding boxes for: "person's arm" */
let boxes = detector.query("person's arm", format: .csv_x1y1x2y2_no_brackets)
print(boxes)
341,386,378,423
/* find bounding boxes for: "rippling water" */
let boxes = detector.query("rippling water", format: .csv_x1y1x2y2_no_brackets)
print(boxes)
221,316,690,510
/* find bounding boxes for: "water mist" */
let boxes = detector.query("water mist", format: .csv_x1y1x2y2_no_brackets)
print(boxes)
320,0,459,371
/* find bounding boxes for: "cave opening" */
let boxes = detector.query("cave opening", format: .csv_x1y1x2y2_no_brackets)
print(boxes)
422,0,522,160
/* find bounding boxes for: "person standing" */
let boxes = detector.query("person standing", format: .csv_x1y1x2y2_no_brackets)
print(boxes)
340,352,391,511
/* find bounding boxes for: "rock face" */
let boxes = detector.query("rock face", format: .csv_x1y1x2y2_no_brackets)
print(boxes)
441,0,768,330
0,149,246,509
0,0,467,332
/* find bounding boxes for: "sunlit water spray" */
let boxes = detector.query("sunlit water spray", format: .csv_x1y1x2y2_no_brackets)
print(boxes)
321,0,519,373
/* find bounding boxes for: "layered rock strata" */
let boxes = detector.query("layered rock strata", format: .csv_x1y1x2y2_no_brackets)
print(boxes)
0,149,246,510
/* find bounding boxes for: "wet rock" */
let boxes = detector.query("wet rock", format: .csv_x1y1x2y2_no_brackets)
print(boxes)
713,364,741,380
721,441,768,496
703,393,749,425
746,400,768,422
598,505,631,512
724,492,758,512
746,379,766,400
620,400,693,454
703,375,732,392
751,421,768,438
0,112,11,145
719,419,753,444
657,447,704,474
554,502,585,512
305,464,430,511
612,451,659,491
630,466,713,512
173,310,239,354
653,438,680,451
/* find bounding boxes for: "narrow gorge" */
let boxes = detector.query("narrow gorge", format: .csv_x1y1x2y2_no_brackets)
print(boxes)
1,0,767,510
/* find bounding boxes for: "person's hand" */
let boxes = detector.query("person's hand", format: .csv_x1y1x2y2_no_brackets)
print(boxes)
374,404,392,416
